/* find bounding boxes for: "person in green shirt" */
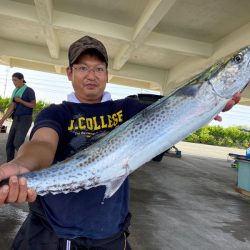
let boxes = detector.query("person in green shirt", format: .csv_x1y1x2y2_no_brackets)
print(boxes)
0,72,36,162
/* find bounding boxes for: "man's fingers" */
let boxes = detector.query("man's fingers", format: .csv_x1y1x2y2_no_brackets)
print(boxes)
222,99,235,112
17,178,28,203
232,92,241,104
214,115,222,122
0,185,9,204
222,93,241,112
27,189,37,203
0,177,36,204
0,163,34,204
6,176,19,203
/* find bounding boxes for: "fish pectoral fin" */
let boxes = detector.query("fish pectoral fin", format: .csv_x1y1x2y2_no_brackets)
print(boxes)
104,175,127,199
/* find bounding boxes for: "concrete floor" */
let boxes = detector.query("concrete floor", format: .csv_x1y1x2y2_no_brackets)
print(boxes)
0,133,250,250
129,145,250,250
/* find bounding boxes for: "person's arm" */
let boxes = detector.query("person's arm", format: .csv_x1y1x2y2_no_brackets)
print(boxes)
214,92,241,121
0,127,59,204
0,103,15,127
14,97,36,109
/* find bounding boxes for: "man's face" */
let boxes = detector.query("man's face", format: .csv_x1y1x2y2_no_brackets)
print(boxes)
66,54,108,103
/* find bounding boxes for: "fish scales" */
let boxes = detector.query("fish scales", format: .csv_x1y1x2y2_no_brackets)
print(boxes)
1,46,250,198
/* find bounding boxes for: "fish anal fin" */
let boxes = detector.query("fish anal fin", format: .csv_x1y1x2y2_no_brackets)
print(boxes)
104,175,127,199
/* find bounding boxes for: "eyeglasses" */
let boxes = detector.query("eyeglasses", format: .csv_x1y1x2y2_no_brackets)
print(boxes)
72,64,107,76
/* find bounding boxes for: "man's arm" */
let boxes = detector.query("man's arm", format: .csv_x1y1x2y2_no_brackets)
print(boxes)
0,127,59,204
14,97,36,109
0,103,15,126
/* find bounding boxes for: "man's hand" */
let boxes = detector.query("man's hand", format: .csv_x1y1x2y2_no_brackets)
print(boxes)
0,127,59,205
13,97,22,103
0,162,37,205
214,92,241,121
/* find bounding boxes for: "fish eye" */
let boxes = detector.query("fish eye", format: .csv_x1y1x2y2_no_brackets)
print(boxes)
233,53,244,64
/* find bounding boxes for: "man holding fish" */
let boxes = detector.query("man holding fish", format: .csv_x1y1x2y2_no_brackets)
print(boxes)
0,35,242,250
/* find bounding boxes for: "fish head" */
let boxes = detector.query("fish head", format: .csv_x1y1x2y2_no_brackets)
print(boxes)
207,46,250,99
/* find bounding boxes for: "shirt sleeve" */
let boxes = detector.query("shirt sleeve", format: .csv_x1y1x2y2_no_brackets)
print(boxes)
27,87,36,101
30,104,64,140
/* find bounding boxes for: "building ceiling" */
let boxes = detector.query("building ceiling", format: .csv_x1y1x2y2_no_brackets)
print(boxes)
0,0,250,105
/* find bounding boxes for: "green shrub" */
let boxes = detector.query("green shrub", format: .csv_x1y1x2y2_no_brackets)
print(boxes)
0,96,11,111
185,125,250,149
0,96,50,120
33,100,50,117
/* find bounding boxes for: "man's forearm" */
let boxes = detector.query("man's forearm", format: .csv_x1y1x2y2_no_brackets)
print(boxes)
19,100,36,109
13,140,56,172
0,104,15,123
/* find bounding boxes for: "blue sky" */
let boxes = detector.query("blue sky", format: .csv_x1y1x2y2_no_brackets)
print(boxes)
0,65,249,129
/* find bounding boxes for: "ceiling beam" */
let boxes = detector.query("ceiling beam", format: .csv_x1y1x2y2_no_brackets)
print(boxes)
0,1,213,60
53,6,211,59
164,22,250,93
113,0,177,70
34,0,59,59
54,65,62,74
0,38,166,86
54,11,213,58
0,38,64,65
0,56,10,65
0,0,37,21
146,33,213,57
109,60,167,84
53,11,131,41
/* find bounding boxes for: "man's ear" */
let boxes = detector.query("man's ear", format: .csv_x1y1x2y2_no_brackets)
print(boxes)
66,66,72,81
105,70,108,83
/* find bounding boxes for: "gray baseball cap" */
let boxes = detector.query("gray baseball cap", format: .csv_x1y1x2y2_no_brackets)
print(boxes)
68,36,108,66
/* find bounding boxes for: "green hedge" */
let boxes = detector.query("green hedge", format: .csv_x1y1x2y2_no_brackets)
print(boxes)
0,96,49,120
0,96,11,112
184,125,250,149
33,100,50,117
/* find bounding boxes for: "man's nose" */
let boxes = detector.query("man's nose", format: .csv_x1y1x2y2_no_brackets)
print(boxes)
86,69,96,78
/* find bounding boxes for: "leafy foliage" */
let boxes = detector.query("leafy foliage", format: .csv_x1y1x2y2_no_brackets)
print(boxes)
185,125,250,148
33,100,50,117
0,96,11,111
0,96,50,120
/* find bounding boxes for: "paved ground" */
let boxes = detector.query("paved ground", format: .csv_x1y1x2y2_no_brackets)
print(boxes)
0,132,250,250
129,143,249,250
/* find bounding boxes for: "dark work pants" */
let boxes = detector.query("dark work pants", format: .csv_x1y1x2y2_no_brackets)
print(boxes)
6,115,32,162
11,212,132,250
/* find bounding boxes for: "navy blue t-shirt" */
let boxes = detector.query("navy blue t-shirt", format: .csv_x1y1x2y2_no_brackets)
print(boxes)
13,87,36,116
30,98,146,239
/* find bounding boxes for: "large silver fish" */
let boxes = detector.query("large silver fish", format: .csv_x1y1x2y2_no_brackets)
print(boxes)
1,46,250,198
